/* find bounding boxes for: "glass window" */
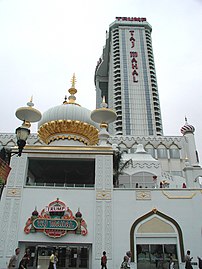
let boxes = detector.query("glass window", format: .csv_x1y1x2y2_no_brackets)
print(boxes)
169,148,180,159
145,147,155,158
119,174,130,188
157,148,167,159
137,244,179,269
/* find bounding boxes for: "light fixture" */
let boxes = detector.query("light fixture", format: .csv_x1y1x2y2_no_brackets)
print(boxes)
15,125,31,156
15,98,41,156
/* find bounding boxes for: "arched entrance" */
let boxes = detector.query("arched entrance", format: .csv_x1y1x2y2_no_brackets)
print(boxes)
130,209,185,269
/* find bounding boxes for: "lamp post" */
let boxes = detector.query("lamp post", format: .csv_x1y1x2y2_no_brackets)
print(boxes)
15,98,41,156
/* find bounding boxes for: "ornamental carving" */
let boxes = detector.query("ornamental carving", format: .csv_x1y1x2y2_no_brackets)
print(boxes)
38,120,99,145
162,191,196,199
6,188,21,197
136,190,151,200
96,190,112,200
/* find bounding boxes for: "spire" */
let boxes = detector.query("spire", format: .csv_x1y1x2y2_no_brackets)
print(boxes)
71,73,76,88
63,74,79,105
68,73,77,104
101,96,108,108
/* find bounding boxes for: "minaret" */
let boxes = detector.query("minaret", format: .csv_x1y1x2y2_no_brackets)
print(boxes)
180,117,199,166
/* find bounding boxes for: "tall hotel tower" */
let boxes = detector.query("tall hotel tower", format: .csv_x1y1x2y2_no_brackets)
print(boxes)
95,17,163,136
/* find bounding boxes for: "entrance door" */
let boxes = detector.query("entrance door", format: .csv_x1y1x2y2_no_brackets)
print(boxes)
35,245,89,269
137,244,179,269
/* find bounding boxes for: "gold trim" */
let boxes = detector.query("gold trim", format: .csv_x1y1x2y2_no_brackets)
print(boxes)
136,190,151,200
96,190,112,200
38,120,99,145
162,191,196,199
7,188,21,197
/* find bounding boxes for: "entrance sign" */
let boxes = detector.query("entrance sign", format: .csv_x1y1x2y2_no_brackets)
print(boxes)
24,198,88,238
33,218,77,230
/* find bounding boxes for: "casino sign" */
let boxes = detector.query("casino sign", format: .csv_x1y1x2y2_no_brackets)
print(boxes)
24,198,88,238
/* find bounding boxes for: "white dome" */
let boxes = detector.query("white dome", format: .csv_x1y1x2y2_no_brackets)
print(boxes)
37,76,99,145
38,103,98,128
38,103,99,145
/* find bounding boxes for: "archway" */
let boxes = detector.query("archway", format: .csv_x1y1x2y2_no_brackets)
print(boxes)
130,209,185,269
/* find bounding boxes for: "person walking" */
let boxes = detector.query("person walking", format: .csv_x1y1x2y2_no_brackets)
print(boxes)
7,248,20,269
101,251,107,269
126,251,131,268
48,251,55,269
18,249,30,269
185,250,193,269
169,253,175,269
120,256,130,269
197,257,202,269
53,252,58,269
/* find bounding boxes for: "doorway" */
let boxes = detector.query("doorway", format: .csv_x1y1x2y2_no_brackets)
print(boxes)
27,245,90,269
137,244,179,269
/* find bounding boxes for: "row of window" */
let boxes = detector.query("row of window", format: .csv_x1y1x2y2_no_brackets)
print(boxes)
123,147,181,159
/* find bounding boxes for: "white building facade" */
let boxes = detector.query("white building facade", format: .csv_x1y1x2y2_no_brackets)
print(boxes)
0,17,202,269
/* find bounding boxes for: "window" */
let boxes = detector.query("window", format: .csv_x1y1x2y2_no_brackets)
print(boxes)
145,147,155,158
137,244,179,269
26,158,95,187
132,172,156,188
157,147,167,159
169,148,180,159
119,174,130,188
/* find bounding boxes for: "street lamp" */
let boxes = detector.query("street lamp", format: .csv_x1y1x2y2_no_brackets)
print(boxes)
15,98,41,156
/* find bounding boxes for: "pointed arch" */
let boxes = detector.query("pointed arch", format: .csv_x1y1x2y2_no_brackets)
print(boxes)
130,209,185,262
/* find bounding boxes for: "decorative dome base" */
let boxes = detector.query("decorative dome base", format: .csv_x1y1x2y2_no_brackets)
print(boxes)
38,120,99,145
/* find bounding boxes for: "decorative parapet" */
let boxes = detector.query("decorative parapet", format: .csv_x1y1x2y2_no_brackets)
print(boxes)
109,135,183,149
0,133,184,149
0,133,44,147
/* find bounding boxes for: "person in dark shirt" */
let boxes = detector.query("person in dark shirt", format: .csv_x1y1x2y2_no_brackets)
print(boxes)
101,251,107,269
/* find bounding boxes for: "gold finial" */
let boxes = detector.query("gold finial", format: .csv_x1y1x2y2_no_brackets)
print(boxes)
62,74,80,106
71,73,76,88
152,208,157,214
68,74,77,104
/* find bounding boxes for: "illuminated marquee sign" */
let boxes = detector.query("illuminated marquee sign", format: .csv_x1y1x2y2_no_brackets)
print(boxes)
24,198,87,238
33,219,77,230
116,17,146,22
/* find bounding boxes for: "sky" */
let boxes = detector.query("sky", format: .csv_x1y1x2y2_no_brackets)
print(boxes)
0,0,202,155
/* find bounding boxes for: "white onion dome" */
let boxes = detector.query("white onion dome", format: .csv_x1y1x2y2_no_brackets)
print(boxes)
180,117,195,135
38,75,99,145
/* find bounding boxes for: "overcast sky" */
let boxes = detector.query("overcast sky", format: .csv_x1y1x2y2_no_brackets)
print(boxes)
0,0,202,154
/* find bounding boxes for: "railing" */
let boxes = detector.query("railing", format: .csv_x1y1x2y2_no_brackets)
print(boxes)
118,182,156,189
26,183,95,188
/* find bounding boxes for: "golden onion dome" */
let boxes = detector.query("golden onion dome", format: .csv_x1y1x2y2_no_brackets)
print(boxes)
38,75,99,145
